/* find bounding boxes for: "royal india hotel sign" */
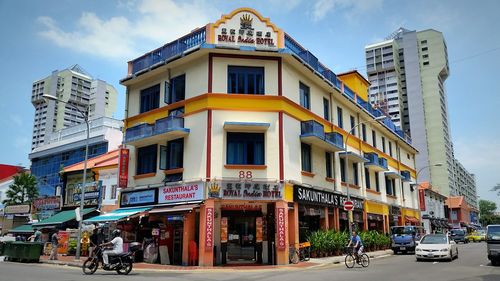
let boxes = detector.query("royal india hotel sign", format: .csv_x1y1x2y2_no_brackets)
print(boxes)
211,8,284,49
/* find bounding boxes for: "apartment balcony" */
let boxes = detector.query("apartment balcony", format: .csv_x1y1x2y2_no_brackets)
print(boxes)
125,116,189,146
343,85,355,100
300,120,344,152
400,170,411,182
364,152,388,172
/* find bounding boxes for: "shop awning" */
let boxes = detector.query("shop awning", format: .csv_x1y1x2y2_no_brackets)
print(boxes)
339,151,369,163
84,206,151,223
9,224,34,234
385,171,403,179
149,204,200,214
34,208,96,227
405,216,419,223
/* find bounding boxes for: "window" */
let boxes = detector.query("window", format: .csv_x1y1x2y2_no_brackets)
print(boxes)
422,47,428,51
352,163,359,185
301,143,312,172
166,74,185,104
160,138,184,170
421,40,427,44
385,178,392,195
372,130,377,148
136,144,157,175
111,185,117,199
382,137,386,153
101,185,106,200
140,84,160,113
365,168,371,189
350,116,355,135
339,158,345,182
325,152,332,178
228,66,264,94
362,124,367,142
389,142,393,157
323,98,330,121
423,61,429,66
227,133,264,165
299,82,310,109
337,107,343,129
423,54,429,59
375,172,380,192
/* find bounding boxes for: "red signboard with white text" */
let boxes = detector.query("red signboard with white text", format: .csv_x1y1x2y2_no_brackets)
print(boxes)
205,208,214,249
118,148,129,188
276,207,286,250
418,189,426,211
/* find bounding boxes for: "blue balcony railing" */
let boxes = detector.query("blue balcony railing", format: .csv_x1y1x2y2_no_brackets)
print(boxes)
378,157,388,169
299,50,319,71
364,152,379,165
301,120,325,137
125,123,154,142
126,116,187,143
325,132,344,148
401,170,411,182
130,27,206,75
343,85,355,100
154,116,185,134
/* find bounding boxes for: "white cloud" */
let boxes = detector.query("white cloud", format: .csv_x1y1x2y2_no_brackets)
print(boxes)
37,0,218,61
311,0,383,22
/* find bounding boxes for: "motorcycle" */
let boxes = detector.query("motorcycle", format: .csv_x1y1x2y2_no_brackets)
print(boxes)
82,242,141,275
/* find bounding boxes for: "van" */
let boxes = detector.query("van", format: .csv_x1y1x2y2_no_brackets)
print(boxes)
487,225,500,266
390,226,424,254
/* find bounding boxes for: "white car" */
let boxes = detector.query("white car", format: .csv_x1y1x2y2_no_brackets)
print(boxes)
415,234,458,261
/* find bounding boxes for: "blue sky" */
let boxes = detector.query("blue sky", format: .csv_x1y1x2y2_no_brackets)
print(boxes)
0,0,499,207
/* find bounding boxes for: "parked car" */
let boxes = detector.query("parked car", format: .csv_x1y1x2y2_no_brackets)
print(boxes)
415,234,458,262
469,230,486,242
449,228,469,243
486,225,500,266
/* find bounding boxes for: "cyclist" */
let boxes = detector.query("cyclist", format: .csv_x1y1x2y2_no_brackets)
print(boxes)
347,230,364,262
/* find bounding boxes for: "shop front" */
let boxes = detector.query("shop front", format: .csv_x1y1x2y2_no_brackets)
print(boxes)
364,200,389,233
402,208,420,226
293,185,364,236
208,180,285,265
389,205,402,227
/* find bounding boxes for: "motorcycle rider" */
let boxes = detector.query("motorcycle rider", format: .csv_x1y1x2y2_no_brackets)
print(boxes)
100,229,124,269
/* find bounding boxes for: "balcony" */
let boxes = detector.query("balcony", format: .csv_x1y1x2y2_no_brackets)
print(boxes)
300,120,344,152
364,152,388,172
343,85,355,100
401,170,411,182
125,116,189,146
128,27,206,76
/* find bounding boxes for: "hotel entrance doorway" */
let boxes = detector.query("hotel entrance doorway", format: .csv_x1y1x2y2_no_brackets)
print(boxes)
223,210,259,263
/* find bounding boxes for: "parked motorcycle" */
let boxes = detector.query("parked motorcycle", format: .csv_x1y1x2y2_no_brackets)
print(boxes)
82,242,141,275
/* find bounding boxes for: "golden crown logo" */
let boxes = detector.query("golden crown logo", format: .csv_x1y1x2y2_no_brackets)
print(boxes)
240,14,253,29
209,182,220,194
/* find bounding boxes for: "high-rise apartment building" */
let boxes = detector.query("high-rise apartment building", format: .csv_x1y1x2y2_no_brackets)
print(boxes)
452,157,478,208
31,65,118,150
365,28,455,196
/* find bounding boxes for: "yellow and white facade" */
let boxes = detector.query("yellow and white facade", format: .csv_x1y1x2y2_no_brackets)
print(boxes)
120,8,419,266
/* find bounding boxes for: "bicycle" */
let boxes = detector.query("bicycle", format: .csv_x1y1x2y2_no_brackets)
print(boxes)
344,246,369,268
289,242,311,264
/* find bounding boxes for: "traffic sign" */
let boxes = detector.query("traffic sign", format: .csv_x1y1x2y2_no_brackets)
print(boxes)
344,201,354,211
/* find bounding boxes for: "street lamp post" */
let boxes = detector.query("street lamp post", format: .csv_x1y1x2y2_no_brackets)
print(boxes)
43,94,89,260
414,163,443,190
344,116,386,236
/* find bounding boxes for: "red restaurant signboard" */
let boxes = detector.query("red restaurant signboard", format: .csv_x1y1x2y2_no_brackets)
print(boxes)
276,207,286,250
118,148,129,188
205,207,214,249
418,189,426,211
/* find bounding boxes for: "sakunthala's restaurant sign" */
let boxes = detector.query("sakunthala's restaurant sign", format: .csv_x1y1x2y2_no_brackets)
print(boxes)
211,8,284,49
294,186,364,210
158,182,204,204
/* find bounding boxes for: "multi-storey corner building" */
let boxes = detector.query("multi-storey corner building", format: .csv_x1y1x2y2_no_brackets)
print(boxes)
31,65,118,150
418,182,448,234
365,28,454,197
113,8,419,266
29,117,123,196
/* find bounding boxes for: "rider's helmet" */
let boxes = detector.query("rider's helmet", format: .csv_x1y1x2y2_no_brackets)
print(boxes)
112,229,121,238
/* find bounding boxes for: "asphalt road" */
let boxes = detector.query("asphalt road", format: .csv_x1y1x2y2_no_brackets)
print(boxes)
0,242,498,281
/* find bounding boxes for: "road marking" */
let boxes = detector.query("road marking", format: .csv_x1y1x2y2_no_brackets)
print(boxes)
433,262,439,264
480,264,484,267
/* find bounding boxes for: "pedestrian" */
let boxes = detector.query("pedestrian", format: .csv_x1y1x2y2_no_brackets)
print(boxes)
89,228,99,257
49,232,59,260
34,229,42,242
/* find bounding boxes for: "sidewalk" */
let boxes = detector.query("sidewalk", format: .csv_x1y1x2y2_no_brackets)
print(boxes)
36,250,393,272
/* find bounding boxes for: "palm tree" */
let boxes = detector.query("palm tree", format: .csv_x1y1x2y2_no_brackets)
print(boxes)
3,172,38,205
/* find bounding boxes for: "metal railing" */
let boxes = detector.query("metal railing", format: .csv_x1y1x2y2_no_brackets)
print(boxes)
125,116,186,142
301,120,325,137
325,132,344,148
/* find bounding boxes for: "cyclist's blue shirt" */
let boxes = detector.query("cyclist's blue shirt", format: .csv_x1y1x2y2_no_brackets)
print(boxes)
350,235,363,246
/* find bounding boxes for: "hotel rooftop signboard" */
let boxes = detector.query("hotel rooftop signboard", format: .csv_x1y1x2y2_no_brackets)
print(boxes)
209,8,284,49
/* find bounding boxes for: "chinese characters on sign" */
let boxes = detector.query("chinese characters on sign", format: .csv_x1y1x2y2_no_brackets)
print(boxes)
208,181,283,200
205,208,214,249
214,12,279,48
119,148,129,188
276,208,286,250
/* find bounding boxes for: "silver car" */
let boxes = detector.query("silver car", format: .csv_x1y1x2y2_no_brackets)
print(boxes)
487,225,500,266
415,234,458,262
